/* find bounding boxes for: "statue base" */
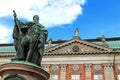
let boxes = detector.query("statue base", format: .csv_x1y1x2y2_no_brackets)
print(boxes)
0,61,49,80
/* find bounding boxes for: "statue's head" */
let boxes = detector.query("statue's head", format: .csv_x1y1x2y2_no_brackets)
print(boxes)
33,15,39,23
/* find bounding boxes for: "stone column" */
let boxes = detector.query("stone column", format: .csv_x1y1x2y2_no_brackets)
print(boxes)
60,64,67,80
103,64,114,80
85,64,92,80
42,64,50,72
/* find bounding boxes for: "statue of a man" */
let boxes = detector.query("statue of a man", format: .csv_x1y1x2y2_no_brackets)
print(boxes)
12,11,48,66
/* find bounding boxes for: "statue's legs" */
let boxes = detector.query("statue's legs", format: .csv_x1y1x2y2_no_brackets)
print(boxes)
30,43,44,66
25,35,40,64
32,50,41,66
37,43,44,66
16,36,29,61
25,42,43,66
25,42,35,62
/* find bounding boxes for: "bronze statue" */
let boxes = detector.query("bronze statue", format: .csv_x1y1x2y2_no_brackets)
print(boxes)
12,10,48,66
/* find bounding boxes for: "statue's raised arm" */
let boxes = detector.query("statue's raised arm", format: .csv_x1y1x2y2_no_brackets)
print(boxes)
12,10,23,58
13,10,17,19
13,10,21,32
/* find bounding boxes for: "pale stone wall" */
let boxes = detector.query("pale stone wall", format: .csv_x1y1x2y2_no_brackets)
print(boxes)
0,58,11,65
85,64,92,80
60,64,67,80
1,53,120,80
42,64,50,72
42,55,115,64
104,64,114,80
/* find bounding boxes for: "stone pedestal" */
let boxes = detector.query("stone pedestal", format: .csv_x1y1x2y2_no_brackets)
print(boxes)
0,62,50,80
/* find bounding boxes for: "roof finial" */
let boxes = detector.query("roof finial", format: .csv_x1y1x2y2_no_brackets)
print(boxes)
73,28,80,39
48,38,52,48
97,35,108,47
75,28,79,36
101,35,108,47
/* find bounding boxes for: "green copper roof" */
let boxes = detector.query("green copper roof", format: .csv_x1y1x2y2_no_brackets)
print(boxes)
93,40,120,49
1,39,120,53
107,41,120,49
0,46,16,53
0,44,58,53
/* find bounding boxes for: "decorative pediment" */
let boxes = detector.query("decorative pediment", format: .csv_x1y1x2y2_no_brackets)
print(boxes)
45,39,112,55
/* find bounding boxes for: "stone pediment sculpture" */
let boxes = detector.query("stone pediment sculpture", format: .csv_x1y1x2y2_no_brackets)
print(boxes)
45,39,111,55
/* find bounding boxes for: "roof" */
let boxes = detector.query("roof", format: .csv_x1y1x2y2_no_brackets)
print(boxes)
93,40,120,49
0,37,120,53
0,44,16,53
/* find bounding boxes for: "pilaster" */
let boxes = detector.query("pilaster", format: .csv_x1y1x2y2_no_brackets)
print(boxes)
103,63,114,80
60,64,67,80
42,64,50,72
84,64,92,80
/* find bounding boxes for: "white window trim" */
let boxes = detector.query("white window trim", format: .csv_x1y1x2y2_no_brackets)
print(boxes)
50,73,58,80
118,74,120,80
94,73,102,80
71,73,80,80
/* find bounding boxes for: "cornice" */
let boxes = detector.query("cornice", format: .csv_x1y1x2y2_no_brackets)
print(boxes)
44,51,119,56
0,50,120,57
0,53,15,57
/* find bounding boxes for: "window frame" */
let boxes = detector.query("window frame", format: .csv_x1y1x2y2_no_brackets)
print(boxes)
71,72,80,80
118,74,120,80
50,73,58,80
94,73,102,80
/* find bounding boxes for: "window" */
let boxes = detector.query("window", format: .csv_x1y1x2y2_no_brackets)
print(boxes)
50,74,58,80
118,75,120,80
0,76,1,80
94,74,102,80
71,74,80,80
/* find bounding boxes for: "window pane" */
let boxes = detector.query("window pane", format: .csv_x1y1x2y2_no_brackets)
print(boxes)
54,75,58,79
94,75,98,79
76,75,79,79
72,75,75,79
94,74,102,80
118,75,120,80
50,74,58,80
71,74,80,80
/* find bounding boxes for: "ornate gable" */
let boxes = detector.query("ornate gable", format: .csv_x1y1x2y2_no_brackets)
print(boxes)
45,39,112,55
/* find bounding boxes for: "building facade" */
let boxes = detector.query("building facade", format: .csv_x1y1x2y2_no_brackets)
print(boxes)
0,29,120,80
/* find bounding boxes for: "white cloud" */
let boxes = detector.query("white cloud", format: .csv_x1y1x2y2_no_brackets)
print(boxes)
0,25,12,43
0,0,86,27
0,0,86,43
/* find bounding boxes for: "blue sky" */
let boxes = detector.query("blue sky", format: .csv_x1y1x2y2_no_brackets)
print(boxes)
0,0,120,43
